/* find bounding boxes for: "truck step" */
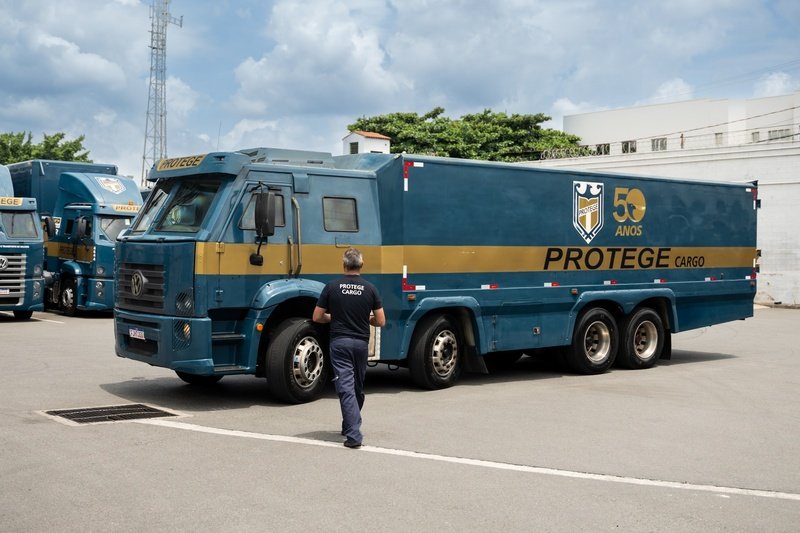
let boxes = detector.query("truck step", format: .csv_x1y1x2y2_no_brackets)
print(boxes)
211,333,245,343
213,365,248,373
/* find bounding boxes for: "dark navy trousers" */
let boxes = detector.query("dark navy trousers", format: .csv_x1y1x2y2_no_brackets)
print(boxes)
329,336,368,443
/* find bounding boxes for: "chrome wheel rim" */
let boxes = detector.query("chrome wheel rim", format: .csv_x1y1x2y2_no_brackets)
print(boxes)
583,320,612,363
431,329,458,378
633,320,658,361
292,336,324,389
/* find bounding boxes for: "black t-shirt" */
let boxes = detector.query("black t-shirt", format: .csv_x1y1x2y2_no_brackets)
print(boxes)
317,275,382,341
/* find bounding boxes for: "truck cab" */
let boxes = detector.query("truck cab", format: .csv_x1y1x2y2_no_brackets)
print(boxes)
41,172,142,314
0,165,45,319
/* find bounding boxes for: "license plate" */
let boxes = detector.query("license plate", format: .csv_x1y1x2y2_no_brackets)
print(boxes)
129,327,146,340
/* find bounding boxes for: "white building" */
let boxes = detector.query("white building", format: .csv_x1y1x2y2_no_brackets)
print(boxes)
525,91,800,306
342,130,391,155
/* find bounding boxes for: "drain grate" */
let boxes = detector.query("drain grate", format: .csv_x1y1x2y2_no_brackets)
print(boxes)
45,404,177,424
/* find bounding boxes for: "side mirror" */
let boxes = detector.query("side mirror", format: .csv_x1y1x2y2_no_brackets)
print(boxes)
42,216,55,239
75,217,89,241
250,191,276,266
254,192,276,238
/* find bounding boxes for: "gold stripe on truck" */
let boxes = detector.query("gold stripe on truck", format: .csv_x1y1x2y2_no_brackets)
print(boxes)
195,243,755,276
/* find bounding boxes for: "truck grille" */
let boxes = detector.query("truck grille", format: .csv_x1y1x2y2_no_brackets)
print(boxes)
118,262,165,312
0,253,25,306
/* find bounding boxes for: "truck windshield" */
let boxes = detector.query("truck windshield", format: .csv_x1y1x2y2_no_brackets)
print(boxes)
0,211,38,238
129,178,223,234
99,216,132,241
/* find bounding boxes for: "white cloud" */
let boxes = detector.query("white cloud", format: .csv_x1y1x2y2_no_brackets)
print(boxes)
231,0,410,117
635,78,694,106
546,98,609,130
753,72,800,98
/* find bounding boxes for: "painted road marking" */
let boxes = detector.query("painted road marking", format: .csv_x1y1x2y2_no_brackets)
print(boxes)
136,418,800,502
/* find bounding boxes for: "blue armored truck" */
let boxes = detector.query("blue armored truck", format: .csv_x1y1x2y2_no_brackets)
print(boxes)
9,160,142,315
0,164,45,320
114,148,758,402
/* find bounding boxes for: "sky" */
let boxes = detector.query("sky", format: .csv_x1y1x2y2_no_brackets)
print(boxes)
1,0,799,181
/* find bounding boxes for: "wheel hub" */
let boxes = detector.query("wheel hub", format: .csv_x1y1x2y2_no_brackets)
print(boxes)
633,320,658,360
431,329,458,378
292,336,324,389
583,320,611,363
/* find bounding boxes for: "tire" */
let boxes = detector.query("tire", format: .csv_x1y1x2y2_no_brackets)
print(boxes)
409,314,463,389
13,310,33,320
563,307,618,374
266,318,328,404
617,308,664,369
59,277,78,316
175,371,223,386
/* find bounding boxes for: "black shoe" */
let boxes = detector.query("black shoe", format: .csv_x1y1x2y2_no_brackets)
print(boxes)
343,439,362,449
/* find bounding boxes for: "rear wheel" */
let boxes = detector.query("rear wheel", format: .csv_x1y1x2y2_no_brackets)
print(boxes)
266,318,328,404
13,310,33,320
175,371,223,386
409,314,463,389
563,307,618,374
617,308,664,369
59,277,78,316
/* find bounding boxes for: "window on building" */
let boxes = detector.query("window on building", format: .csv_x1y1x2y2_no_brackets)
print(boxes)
715,132,725,146
323,197,358,232
751,131,760,143
595,144,610,155
651,137,667,151
621,140,637,154
349,142,359,154
768,128,791,141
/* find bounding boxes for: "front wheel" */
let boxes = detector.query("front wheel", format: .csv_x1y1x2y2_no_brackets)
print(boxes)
409,314,463,389
617,308,664,369
563,308,618,374
59,277,78,316
266,318,328,404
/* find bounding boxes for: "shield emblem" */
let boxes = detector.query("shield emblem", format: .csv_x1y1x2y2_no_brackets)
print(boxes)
96,176,126,194
573,181,604,243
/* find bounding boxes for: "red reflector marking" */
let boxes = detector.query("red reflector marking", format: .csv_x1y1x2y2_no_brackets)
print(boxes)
603,280,617,285
544,282,560,287
481,284,498,290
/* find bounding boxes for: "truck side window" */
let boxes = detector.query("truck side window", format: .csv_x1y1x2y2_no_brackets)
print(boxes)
323,197,358,232
239,193,286,230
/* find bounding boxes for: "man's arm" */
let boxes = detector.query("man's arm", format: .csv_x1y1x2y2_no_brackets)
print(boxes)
312,306,331,324
369,307,386,328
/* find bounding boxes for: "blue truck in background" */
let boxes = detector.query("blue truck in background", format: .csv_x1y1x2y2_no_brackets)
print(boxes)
0,164,45,320
8,160,142,315
114,148,758,403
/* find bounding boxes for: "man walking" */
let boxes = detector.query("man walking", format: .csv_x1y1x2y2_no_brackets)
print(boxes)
313,248,385,448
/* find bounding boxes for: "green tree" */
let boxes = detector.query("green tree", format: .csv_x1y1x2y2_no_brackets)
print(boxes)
348,108,586,161
0,132,92,164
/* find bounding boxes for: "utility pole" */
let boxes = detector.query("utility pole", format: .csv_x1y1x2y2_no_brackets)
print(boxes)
141,0,182,186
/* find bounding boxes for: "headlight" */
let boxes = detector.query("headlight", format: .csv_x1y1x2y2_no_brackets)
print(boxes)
33,265,42,276
97,266,105,276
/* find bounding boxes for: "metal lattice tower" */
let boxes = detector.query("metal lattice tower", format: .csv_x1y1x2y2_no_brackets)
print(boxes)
141,0,182,184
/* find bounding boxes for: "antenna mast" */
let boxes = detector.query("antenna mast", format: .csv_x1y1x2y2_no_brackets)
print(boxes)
141,0,182,185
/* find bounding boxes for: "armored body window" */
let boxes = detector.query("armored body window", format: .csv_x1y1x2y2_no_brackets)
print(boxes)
323,197,358,232
240,194,286,230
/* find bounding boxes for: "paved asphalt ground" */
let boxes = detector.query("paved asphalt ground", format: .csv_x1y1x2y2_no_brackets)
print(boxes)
1,306,798,532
